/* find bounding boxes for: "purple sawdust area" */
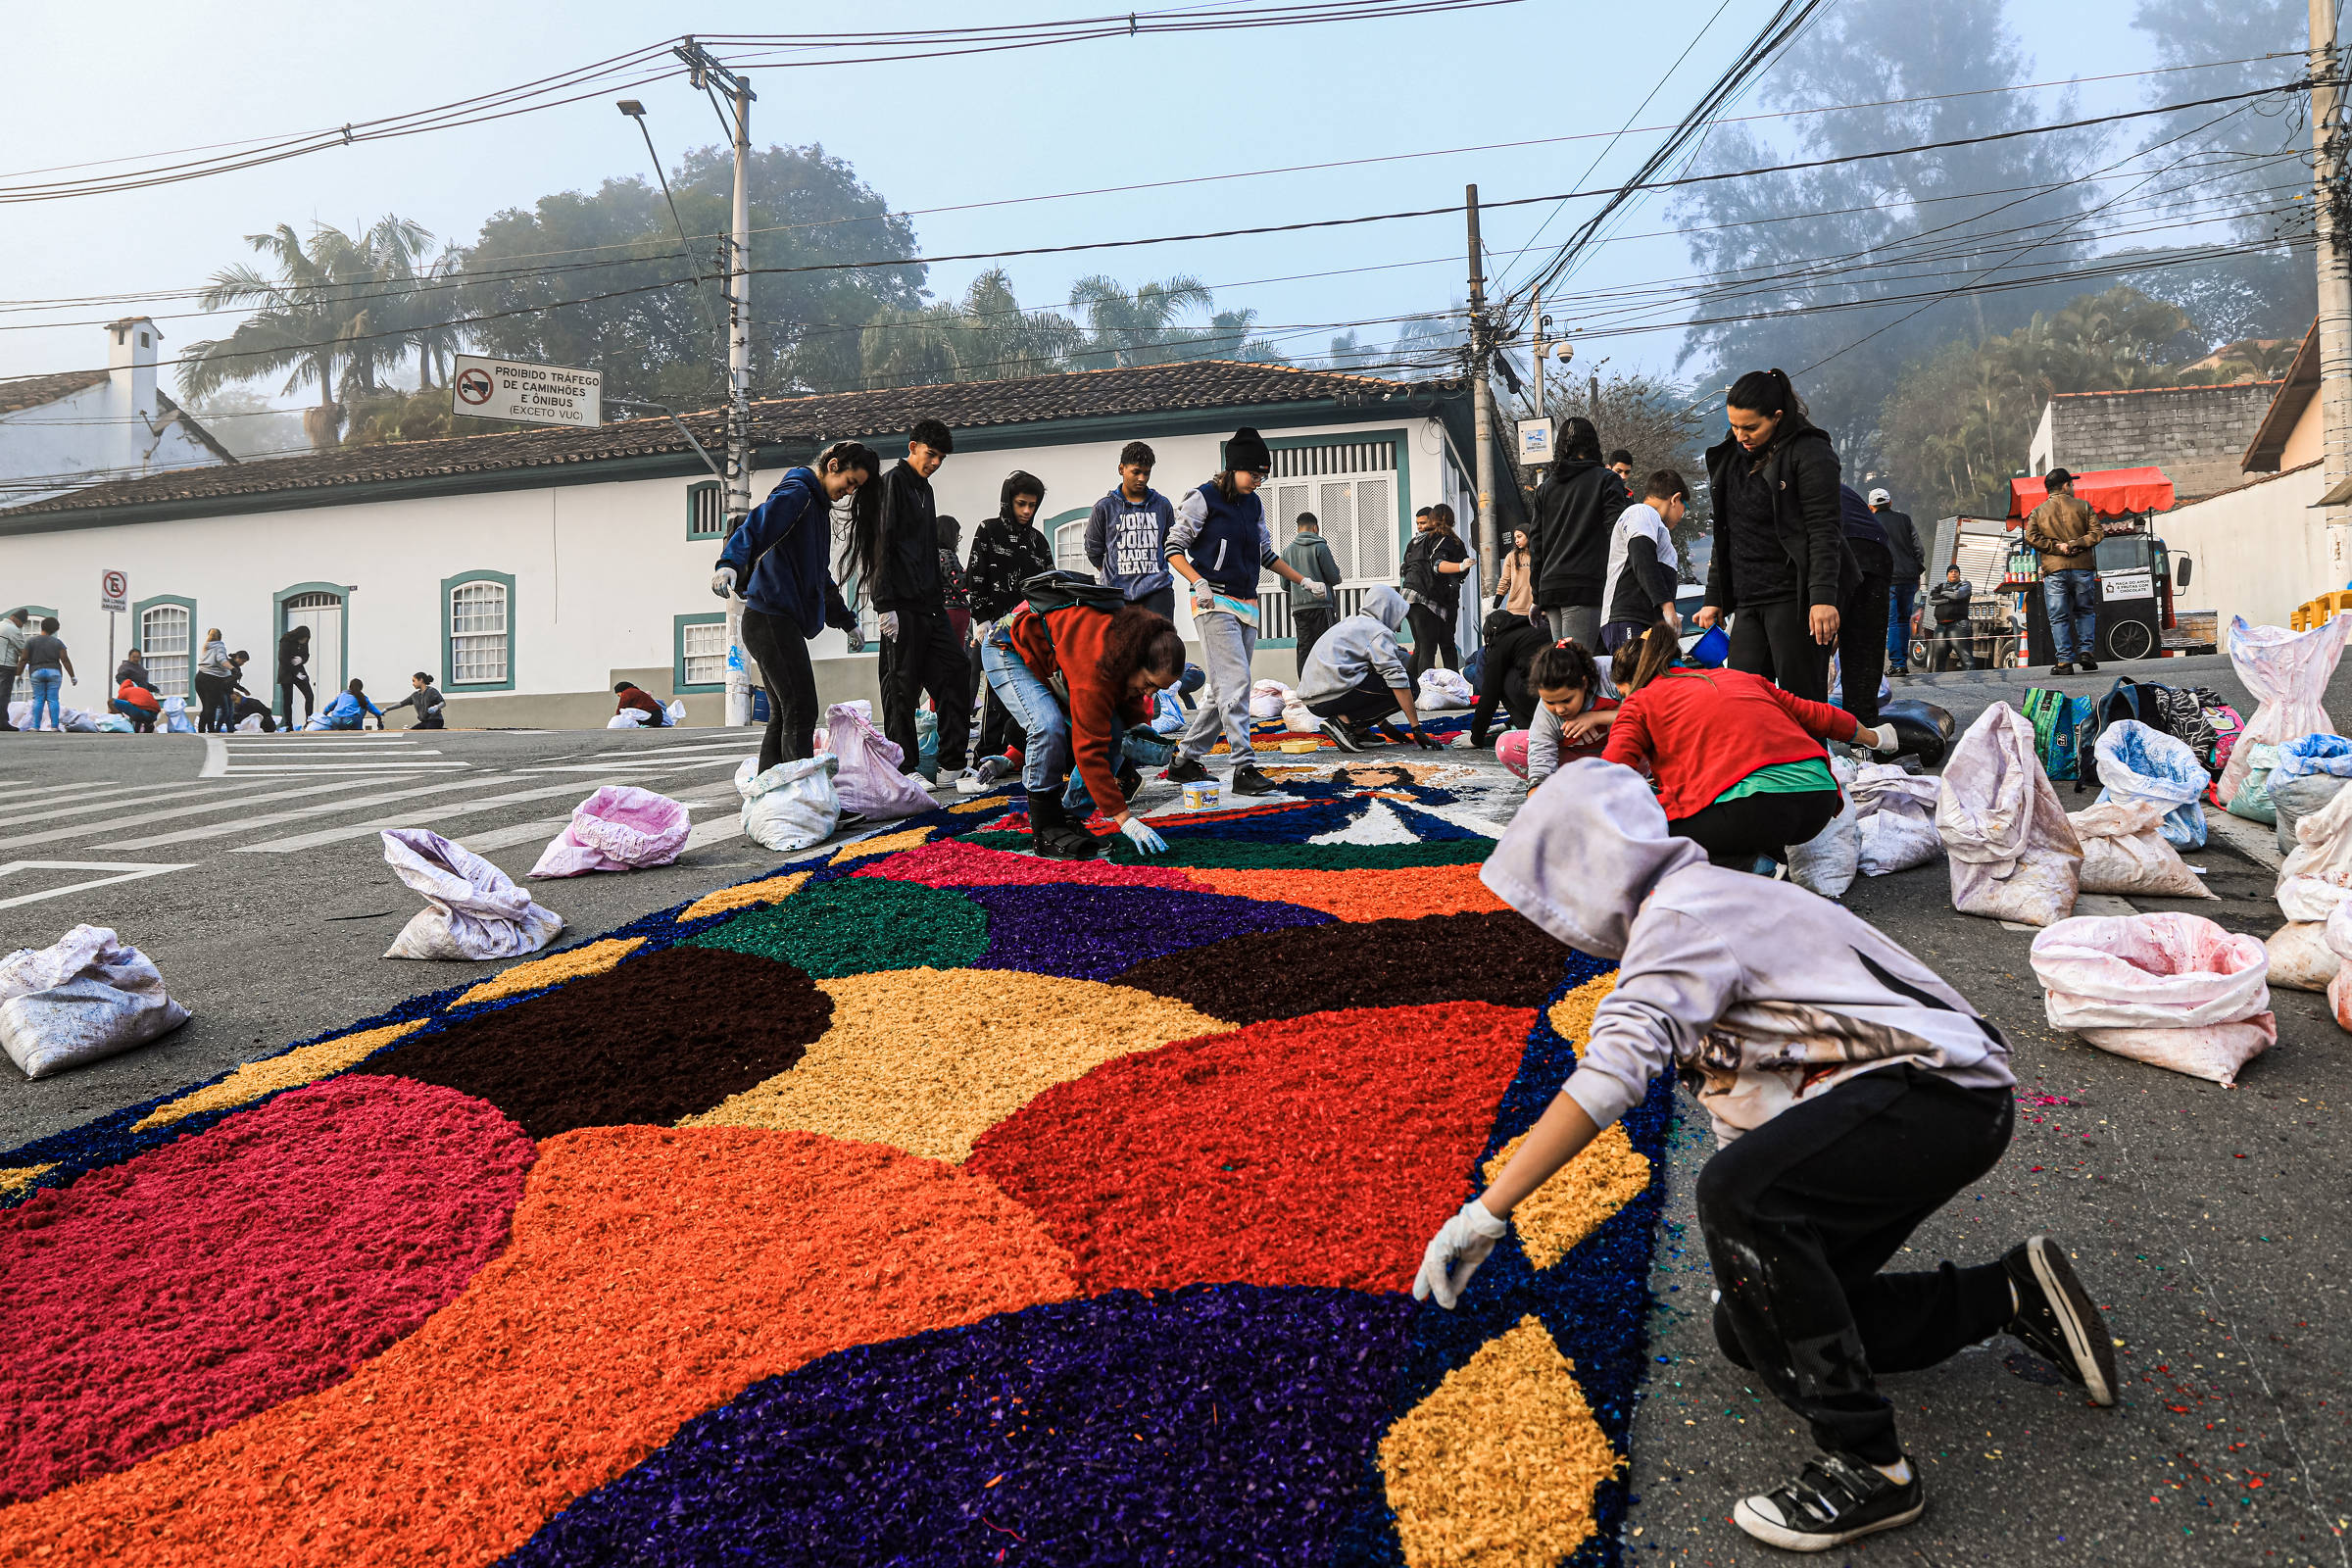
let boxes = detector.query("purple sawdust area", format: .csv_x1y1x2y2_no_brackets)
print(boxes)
1116,910,1571,1023
501,1284,1418,1568
354,947,832,1140
968,884,1334,981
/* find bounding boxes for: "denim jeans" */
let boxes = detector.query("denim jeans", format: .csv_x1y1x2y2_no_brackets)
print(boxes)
26,668,63,730
2042,567,2100,664
981,626,1166,812
1886,581,1918,667
1177,608,1258,763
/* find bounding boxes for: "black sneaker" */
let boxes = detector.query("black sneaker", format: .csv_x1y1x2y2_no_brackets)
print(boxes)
1167,757,1210,785
1318,717,1363,754
2003,1235,2117,1405
1732,1452,1924,1552
2078,658,2100,672
2050,662,2076,676
1888,664,1909,677
1229,762,1281,796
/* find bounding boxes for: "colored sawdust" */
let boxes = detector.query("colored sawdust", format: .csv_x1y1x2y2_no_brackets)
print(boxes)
686,875,987,978
1545,972,1618,1043
1099,835,1494,870
1378,1315,1621,1568
969,1003,1534,1294
353,947,830,1140
944,796,1009,814
0,1126,1075,1568
132,1020,428,1132
1481,1124,1652,1271
850,838,1203,890
504,1285,1417,1567
453,936,645,1007
1117,910,1570,1023
966,883,1332,981
0,1077,532,1505
0,1164,57,1200
677,870,811,923
685,967,1234,1163
1183,862,1504,921
830,824,935,864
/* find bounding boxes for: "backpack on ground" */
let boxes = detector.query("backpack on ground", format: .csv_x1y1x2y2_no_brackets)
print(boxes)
2158,684,2220,770
2023,686,2096,785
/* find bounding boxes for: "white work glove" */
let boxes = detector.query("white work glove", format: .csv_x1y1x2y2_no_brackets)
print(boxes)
1190,576,1215,612
1304,579,1332,602
1118,815,1169,856
1864,722,1902,754
879,611,901,641
710,565,738,600
1412,1197,1508,1309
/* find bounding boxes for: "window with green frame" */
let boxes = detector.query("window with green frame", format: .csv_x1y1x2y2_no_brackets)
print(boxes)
441,570,515,692
674,612,727,693
686,480,725,538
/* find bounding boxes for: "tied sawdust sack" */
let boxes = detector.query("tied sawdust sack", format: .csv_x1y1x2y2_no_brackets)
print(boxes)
1936,702,2082,926
2031,912,2274,1086
381,828,566,961
2220,615,2349,809
2276,777,2352,923
2265,921,2340,993
738,754,840,853
2068,800,2211,900
0,925,190,1080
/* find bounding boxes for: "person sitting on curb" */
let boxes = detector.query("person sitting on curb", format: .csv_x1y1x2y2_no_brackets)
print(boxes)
383,672,447,730
317,678,384,731
612,682,670,727
1295,585,1440,753
1417,758,2118,1554
1505,640,1619,791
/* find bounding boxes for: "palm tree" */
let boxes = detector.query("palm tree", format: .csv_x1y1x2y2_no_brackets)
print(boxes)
1067,274,1214,368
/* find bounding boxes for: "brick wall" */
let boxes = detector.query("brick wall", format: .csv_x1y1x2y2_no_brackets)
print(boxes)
2043,381,2281,500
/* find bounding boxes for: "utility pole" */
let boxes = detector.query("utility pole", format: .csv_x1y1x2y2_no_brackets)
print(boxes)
677,37,760,726
1529,290,1544,488
1465,183,1499,587
2313,2,2352,587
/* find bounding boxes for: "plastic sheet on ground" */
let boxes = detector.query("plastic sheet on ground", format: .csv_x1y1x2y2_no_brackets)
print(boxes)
1936,702,2083,926
2220,614,2349,806
827,702,934,820
2030,911,2275,1085
2068,800,2211,899
2276,774,2352,922
0,925,190,1080
1850,762,1943,876
529,785,691,879
1414,668,1475,712
2265,921,2338,992
738,754,840,853
2093,719,2208,849
380,828,566,961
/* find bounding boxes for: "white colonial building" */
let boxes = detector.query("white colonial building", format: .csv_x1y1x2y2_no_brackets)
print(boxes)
0,361,1512,726
0,318,234,514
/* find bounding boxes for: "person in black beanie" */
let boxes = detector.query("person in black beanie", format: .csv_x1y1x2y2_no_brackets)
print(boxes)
1529,416,1633,649
851,417,971,779
958,469,1054,792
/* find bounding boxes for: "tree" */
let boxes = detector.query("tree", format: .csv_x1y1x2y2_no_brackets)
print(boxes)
1515,368,1712,571
858,269,1082,388
1066,274,1286,368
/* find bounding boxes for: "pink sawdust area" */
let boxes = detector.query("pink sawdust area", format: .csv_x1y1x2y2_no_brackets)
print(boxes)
0,1077,534,1502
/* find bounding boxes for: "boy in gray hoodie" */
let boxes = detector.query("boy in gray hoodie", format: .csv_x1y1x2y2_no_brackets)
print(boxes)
1296,585,1439,751
1417,760,2115,1552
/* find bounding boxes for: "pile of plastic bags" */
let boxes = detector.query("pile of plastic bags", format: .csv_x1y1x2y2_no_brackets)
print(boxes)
1249,680,1295,721
0,926,190,1079
2266,777,2352,991
738,754,840,853
2093,719,2207,849
2031,911,2274,1085
528,785,690,878
607,700,689,729
1936,702,2082,926
381,828,566,960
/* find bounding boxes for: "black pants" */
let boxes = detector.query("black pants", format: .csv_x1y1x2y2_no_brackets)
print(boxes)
1670,786,1842,866
1406,605,1456,679
410,713,443,730
193,673,235,733
880,605,971,776
1293,607,1335,679
278,669,314,727
740,607,819,776
0,665,16,727
1837,539,1892,729
1697,1065,2015,1464
1135,584,1177,622
1728,599,1831,703
1306,672,1401,728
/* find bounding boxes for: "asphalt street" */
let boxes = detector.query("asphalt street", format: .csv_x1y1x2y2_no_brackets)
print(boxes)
3,650,2348,1568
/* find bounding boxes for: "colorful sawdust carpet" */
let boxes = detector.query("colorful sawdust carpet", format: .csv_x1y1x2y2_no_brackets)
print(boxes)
0,772,1673,1568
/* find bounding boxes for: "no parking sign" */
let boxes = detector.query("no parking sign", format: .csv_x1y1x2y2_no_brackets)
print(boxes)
100,569,127,613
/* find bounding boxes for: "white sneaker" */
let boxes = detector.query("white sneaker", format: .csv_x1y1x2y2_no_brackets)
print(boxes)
954,768,988,796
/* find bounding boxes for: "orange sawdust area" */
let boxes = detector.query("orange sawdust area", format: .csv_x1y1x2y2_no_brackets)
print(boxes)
0,1126,1075,1568
1482,1124,1653,1271
1181,862,1503,921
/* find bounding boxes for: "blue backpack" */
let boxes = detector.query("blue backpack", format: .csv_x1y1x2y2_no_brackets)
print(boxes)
2023,687,2096,784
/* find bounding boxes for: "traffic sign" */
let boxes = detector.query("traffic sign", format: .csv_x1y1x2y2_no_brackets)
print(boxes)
449,354,602,428
1516,418,1555,463
99,569,127,613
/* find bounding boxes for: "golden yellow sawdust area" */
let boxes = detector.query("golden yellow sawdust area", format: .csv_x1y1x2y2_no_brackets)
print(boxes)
1482,1124,1653,1271
678,870,812,923
454,936,647,1007
1380,1315,1622,1568
131,1019,429,1132
831,824,936,865
0,1162,58,1200
1546,972,1618,1043
681,967,1235,1163
946,797,1009,814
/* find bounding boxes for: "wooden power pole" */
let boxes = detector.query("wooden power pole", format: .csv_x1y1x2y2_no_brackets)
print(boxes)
1466,184,1498,586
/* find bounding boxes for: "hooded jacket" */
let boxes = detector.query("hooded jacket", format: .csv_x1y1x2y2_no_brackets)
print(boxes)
1702,416,1851,612
716,467,859,639
1004,602,1153,818
1280,529,1343,612
1529,460,1632,608
1085,483,1178,601
965,473,1056,622
1482,759,2016,1143
869,460,944,612
1297,585,1410,706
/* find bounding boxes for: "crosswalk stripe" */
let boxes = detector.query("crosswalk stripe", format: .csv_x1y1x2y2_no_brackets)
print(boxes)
456,784,742,855
233,758,745,854
0,776,426,854
222,762,472,773
111,773,538,853
0,859,194,911
7,782,240,828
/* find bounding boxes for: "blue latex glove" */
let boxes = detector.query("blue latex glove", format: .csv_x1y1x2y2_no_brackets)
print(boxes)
1118,815,1169,857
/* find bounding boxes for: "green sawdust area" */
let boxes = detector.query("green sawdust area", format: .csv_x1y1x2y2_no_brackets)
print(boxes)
962,831,1494,869
686,877,989,978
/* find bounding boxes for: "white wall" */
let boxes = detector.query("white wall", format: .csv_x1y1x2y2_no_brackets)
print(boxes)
0,381,223,507
2158,462,2329,629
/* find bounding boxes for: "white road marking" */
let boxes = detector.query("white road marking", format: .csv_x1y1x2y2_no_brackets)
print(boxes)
0,859,194,911
7,782,235,827
114,773,537,852
234,759,744,853
1,776,424,853
220,762,472,773
200,737,226,777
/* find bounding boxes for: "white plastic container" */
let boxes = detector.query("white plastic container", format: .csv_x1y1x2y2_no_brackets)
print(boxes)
1182,780,1219,811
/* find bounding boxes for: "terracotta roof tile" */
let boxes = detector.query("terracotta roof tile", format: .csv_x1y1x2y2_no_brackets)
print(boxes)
0,368,110,417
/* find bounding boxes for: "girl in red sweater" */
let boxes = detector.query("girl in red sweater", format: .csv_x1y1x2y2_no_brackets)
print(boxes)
1599,622,1899,867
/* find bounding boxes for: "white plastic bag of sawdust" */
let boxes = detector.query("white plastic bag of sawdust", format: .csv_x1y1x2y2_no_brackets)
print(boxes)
2276,775,2352,922
2323,899,2352,1032
1415,667,1476,711
826,702,933,820
0,925,191,1079
1249,680,1295,720
1850,762,1943,876
606,710,646,729
1787,756,1861,898
2031,911,2274,1086
529,784,690,878
2265,921,2340,992
1936,701,2083,926
381,828,566,960
2221,614,2350,807
738,753,840,853
2068,800,2211,899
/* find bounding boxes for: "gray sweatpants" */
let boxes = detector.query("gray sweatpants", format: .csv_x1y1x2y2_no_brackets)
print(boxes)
1178,609,1258,764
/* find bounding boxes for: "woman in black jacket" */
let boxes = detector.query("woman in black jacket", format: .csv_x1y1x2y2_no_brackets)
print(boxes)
1527,416,1632,648
1694,368,1851,704
275,625,314,729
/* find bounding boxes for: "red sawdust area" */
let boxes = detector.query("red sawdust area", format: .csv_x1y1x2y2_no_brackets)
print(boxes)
851,838,1206,889
1115,910,1571,1022
968,1003,1536,1295
0,1127,1075,1568
0,1077,532,1504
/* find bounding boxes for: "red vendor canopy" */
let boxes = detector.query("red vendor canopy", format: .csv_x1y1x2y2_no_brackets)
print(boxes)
2006,466,2176,523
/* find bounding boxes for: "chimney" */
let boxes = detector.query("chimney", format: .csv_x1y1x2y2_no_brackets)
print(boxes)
107,316,160,422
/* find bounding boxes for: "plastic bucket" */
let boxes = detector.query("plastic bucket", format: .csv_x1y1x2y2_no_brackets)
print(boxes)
1690,624,1730,666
